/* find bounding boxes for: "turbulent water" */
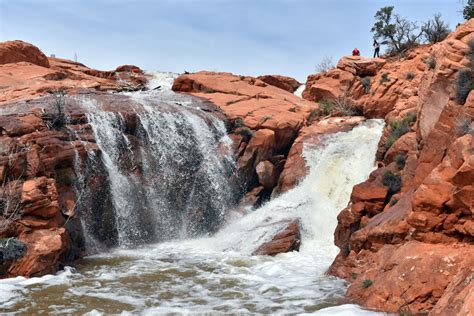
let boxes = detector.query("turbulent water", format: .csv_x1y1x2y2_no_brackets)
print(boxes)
0,73,386,315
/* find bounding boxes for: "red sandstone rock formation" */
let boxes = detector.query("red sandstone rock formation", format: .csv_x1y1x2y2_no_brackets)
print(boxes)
0,111,97,277
0,40,50,68
173,71,319,202
252,219,301,256
0,41,147,105
323,20,474,314
257,74,301,93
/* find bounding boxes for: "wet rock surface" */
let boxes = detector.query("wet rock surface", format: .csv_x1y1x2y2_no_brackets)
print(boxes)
173,71,319,202
252,219,301,256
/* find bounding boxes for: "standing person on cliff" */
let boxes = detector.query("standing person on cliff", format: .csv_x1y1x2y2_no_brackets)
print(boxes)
352,48,360,56
373,39,380,58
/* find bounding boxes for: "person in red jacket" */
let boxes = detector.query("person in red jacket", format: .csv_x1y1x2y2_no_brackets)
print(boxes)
352,48,360,56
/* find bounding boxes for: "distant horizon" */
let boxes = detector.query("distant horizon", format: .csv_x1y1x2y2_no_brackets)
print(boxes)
0,0,466,81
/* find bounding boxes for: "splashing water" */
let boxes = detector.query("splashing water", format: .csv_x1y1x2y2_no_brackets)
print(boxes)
75,84,236,247
0,73,387,315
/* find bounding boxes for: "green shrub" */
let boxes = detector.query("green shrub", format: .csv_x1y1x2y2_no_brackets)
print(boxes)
319,93,359,117
464,0,474,20
0,238,26,263
468,39,474,67
385,113,416,150
394,154,407,169
422,14,450,44
234,127,254,138
405,72,415,80
319,100,334,116
234,117,244,128
455,68,474,105
371,6,422,54
307,109,318,124
426,55,436,70
362,279,373,288
390,198,399,206
361,77,371,93
380,73,390,84
383,171,402,194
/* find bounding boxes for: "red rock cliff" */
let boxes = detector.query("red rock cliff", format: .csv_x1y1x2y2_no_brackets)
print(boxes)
300,20,474,315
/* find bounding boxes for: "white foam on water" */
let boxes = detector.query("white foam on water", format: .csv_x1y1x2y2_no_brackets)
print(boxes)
314,304,389,315
145,71,178,91
294,84,305,98
0,267,74,308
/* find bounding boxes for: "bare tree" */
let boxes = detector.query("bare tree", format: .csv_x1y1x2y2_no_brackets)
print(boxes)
46,89,68,129
372,6,424,53
0,147,27,230
315,56,334,73
422,14,450,43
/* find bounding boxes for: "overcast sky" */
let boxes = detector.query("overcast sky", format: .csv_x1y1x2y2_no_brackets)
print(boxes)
0,0,466,81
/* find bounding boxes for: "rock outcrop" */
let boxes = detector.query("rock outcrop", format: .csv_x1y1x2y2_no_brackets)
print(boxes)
322,19,474,314
0,41,147,105
257,75,301,93
173,71,318,203
1,21,472,315
252,219,301,256
0,109,97,277
0,40,152,277
0,40,50,68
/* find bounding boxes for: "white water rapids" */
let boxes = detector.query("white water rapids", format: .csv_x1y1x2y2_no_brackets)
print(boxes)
0,73,386,315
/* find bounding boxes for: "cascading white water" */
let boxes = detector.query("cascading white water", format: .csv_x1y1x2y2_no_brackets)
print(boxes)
67,73,237,247
0,73,386,315
207,119,384,257
294,84,305,98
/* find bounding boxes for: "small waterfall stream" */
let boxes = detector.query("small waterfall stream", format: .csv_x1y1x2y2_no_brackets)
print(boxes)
0,73,386,315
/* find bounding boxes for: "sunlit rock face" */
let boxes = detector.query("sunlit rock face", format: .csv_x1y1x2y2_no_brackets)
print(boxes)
325,19,474,314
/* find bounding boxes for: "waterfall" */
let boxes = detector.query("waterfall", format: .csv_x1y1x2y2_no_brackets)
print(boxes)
294,84,305,98
207,119,384,256
0,91,386,314
72,75,236,247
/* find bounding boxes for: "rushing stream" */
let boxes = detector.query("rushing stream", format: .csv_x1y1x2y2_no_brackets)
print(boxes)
0,73,386,315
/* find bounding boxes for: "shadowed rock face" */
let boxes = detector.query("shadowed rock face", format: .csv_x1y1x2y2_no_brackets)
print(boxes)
320,20,474,314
